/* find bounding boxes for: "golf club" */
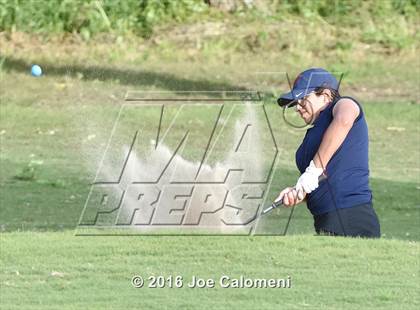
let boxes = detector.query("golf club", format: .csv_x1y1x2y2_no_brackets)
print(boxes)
261,174,327,216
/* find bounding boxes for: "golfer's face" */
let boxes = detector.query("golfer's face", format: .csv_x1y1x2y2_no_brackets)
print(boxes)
296,95,314,124
295,92,327,124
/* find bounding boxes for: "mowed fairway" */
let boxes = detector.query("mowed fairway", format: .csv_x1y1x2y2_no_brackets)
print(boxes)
1,55,420,309
1,232,419,309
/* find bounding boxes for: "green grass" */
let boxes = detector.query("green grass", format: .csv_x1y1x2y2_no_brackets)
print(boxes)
0,232,419,309
1,0,418,47
0,77,418,239
0,11,419,308
0,65,419,240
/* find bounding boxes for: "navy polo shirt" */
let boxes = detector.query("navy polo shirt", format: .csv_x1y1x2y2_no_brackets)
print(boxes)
295,96,372,216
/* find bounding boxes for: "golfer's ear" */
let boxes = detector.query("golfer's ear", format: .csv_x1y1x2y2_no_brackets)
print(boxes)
323,89,332,102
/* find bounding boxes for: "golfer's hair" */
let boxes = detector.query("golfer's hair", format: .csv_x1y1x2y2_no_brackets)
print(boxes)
314,87,341,102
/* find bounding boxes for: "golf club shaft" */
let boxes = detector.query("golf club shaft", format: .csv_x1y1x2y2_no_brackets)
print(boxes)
262,199,283,214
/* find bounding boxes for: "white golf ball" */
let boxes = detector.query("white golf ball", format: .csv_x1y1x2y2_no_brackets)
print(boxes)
31,65,42,77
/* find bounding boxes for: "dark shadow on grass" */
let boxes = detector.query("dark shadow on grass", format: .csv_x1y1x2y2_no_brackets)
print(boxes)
3,56,248,94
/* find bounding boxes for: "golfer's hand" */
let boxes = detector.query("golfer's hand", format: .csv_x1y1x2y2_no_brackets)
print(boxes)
275,187,306,207
295,160,324,194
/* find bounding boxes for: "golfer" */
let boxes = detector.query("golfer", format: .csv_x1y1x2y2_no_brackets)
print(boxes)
276,68,380,238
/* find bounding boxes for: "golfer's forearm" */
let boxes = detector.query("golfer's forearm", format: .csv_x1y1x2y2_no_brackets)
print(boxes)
313,119,353,170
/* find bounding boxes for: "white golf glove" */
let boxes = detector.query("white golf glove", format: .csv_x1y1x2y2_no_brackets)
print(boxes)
295,160,324,197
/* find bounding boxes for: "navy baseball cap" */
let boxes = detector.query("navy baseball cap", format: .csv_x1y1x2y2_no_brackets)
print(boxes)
277,68,339,107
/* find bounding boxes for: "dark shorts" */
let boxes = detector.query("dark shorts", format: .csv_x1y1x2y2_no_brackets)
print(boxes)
313,204,381,238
